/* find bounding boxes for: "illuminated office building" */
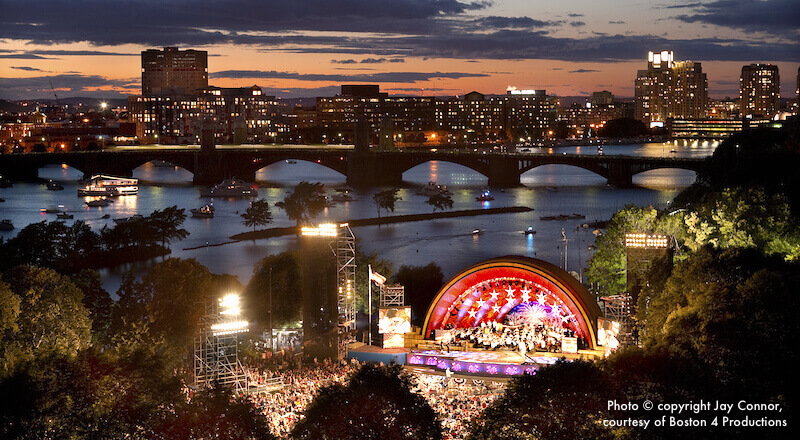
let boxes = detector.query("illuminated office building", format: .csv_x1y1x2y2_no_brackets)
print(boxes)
740,64,780,118
142,47,208,96
635,51,707,126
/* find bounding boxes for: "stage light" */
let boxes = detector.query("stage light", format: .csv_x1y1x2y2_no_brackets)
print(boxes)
301,223,338,237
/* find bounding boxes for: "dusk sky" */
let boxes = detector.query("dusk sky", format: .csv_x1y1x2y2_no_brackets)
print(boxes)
1,0,798,101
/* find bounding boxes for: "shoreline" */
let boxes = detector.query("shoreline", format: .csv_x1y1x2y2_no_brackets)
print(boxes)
222,206,534,244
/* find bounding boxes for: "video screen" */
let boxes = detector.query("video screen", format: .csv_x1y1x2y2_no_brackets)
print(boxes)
378,307,411,334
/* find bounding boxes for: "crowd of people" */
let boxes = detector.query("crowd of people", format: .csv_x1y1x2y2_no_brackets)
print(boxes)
450,321,578,355
243,358,506,439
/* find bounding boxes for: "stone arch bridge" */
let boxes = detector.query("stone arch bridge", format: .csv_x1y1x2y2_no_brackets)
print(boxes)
0,147,706,187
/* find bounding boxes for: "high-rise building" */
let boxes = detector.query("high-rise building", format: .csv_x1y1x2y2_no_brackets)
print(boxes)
740,64,780,118
142,47,208,96
635,51,707,126
796,66,799,111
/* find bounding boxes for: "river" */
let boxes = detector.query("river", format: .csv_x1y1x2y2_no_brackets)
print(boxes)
0,139,716,293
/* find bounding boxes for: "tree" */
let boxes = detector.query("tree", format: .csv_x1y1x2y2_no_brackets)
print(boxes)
467,360,615,440
275,181,328,226
148,205,189,247
244,251,302,331
683,187,800,260
1,266,92,376
426,192,453,213
241,199,273,231
394,263,444,327
111,258,241,369
71,269,113,346
292,363,442,440
158,381,274,440
585,205,686,297
373,188,402,219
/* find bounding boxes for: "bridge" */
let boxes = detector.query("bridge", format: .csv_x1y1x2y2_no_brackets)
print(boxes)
0,145,707,187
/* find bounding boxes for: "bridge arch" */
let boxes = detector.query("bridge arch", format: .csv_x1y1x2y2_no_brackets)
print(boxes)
399,158,491,181
422,256,601,349
254,157,347,180
37,163,86,180
519,161,609,180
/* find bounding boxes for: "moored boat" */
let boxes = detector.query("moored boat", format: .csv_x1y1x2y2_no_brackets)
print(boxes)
0,219,14,230
86,198,112,207
78,175,138,196
46,180,64,191
191,204,215,218
200,178,258,197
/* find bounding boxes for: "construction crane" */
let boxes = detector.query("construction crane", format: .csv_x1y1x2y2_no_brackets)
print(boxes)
48,80,60,106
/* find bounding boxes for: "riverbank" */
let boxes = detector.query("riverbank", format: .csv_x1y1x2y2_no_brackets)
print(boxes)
227,206,534,243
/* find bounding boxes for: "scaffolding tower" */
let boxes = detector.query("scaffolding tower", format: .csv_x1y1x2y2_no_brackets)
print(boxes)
600,294,637,347
332,223,357,331
194,295,248,394
380,284,405,307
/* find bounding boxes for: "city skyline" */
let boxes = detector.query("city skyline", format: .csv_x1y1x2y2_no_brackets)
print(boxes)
1,0,799,101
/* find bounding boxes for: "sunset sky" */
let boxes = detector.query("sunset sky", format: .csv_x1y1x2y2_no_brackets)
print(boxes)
1,0,798,101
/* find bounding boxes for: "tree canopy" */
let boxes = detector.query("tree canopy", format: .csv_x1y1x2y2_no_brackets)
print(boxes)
373,188,402,219
275,181,328,226
292,363,442,440
244,251,302,331
241,199,273,231
394,262,444,327
425,192,453,213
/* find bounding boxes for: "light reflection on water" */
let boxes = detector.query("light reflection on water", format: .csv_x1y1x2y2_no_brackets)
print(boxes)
0,141,713,293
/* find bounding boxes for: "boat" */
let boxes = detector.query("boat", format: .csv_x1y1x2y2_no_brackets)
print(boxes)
0,220,14,230
57,212,73,219
539,215,558,221
331,190,354,202
669,149,677,154
191,204,215,218
100,214,110,219
42,205,63,213
0,198,4,203
199,178,258,197
86,198,112,207
539,214,585,221
285,159,297,164
78,175,138,196
46,180,64,191
416,181,450,196
472,229,486,235
114,214,145,224
476,190,494,202
524,227,536,235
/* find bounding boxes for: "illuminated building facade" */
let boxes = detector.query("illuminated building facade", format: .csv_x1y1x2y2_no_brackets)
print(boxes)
128,86,280,144
502,88,558,140
141,47,208,96
635,51,707,126
740,64,780,118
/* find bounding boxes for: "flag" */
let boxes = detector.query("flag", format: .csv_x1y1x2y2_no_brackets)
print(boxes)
368,265,386,286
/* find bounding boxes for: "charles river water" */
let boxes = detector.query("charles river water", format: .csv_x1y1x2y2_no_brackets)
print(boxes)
0,141,715,294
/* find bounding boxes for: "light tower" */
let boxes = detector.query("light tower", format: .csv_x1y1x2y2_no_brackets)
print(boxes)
194,294,249,393
300,223,357,358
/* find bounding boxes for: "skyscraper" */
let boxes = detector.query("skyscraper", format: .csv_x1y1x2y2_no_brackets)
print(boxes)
141,47,208,96
635,51,707,126
740,64,780,118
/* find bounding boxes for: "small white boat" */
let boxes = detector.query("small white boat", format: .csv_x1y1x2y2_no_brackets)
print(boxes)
200,178,258,197
285,159,297,164
524,227,536,235
42,205,64,214
114,214,145,224
472,229,485,235
0,219,14,230
331,190,354,202
46,180,64,191
416,181,450,196
86,198,111,207
191,204,215,218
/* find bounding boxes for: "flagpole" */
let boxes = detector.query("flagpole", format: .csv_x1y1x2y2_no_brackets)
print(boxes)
368,264,372,346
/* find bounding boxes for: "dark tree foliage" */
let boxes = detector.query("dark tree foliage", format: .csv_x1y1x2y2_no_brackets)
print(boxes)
0,349,183,440
597,118,649,138
244,251,302,330
110,258,242,370
639,247,799,400
394,262,444,327
373,188,402,219
292,363,442,440
426,192,453,213
70,269,113,346
156,381,274,440
275,181,328,226
467,360,615,440
241,198,273,231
